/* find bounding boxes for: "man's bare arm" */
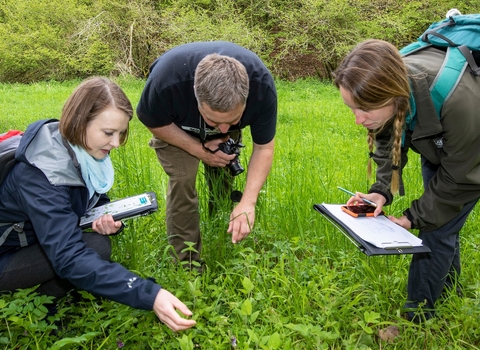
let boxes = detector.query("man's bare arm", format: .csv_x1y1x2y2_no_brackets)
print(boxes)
242,139,275,207
228,139,275,243
148,124,235,167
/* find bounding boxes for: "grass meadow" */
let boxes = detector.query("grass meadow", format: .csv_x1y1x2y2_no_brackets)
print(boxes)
1,78,479,349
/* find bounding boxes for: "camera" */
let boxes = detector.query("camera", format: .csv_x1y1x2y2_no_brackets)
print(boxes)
217,138,245,176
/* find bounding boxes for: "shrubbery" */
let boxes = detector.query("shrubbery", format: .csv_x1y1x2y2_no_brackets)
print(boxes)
0,0,475,82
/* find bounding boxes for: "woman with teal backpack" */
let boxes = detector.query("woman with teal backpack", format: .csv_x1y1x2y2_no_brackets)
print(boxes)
333,38,480,322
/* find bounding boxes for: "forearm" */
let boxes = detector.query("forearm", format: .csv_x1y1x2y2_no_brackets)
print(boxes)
241,140,274,206
148,124,204,159
148,124,237,167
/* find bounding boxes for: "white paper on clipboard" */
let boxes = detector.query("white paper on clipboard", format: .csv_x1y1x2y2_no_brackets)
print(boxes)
320,204,423,249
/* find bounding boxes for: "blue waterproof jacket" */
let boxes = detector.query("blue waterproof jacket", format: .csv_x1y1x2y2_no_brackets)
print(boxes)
0,119,161,310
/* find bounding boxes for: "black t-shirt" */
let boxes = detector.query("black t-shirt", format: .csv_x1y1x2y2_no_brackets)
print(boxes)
136,41,277,145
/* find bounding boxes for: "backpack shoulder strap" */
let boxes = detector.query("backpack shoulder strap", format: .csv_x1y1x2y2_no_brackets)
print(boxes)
458,45,480,75
0,149,16,185
0,222,27,247
400,41,431,56
429,46,468,116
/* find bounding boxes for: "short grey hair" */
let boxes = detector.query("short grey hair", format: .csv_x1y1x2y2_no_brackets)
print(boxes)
194,53,249,112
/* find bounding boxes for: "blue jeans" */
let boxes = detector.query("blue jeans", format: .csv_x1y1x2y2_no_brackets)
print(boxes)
405,156,478,321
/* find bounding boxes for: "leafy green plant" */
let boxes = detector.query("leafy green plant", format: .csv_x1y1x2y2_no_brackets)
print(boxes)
0,289,55,349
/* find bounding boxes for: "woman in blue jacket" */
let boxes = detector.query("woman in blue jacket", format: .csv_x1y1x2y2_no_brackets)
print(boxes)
0,77,196,331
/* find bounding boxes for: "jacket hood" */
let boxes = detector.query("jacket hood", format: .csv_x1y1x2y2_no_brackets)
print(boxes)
16,119,85,187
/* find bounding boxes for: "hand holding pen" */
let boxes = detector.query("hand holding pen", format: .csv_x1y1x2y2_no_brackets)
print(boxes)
337,187,386,217
337,187,377,207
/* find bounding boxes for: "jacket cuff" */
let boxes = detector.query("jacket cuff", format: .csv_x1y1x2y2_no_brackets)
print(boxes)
403,209,416,229
146,279,162,310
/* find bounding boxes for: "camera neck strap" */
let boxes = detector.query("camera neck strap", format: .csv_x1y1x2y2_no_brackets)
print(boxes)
198,113,242,154
199,116,220,154
202,142,220,154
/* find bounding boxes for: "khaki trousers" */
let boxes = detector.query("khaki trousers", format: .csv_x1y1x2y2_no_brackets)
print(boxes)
150,131,241,264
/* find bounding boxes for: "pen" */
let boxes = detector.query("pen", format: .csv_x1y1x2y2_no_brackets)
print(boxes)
337,186,378,207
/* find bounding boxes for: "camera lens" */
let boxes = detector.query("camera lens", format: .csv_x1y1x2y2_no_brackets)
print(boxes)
228,158,244,176
231,190,243,202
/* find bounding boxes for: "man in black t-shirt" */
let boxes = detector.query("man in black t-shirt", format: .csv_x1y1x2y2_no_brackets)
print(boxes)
137,41,277,266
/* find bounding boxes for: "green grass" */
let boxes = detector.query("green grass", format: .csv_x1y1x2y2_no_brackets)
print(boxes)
1,78,479,349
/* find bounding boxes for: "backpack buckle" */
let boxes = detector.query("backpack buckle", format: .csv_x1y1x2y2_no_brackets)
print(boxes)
13,222,25,232
470,67,480,76
433,137,444,149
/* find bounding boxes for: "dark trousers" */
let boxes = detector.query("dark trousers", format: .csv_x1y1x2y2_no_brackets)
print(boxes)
0,232,111,298
405,156,478,320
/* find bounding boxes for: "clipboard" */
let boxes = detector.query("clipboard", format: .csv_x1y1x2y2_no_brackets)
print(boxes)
313,203,431,256
80,192,158,229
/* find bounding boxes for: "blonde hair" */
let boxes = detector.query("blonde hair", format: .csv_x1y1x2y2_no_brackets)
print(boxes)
194,53,249,112
333,39,411,194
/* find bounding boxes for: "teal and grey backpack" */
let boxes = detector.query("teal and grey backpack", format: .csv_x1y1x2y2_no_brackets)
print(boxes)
400,12,480,117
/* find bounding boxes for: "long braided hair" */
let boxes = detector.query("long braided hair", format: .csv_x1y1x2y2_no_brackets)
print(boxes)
333,39,411,194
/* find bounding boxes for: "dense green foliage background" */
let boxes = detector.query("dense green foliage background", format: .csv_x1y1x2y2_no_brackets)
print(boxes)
1,0,478,82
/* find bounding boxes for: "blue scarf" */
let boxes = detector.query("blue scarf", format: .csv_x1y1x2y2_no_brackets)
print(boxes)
69,143,114,198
